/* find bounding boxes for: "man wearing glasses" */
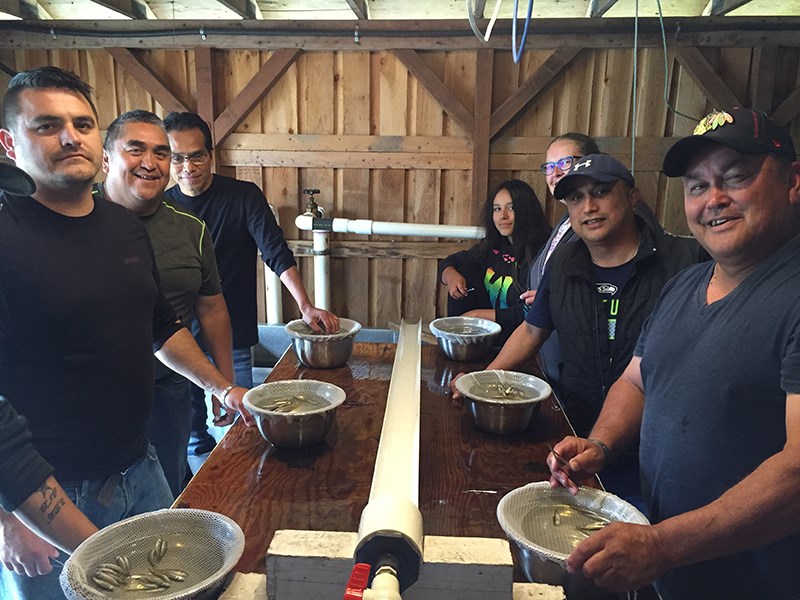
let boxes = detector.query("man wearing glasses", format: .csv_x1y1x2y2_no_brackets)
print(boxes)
164,112,339,455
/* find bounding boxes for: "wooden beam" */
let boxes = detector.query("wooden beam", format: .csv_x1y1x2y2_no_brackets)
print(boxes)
772,85,800,127
472,49,493,208
749,45,776,113
345,0,368,20
214,0,262,19
674,46,741,110
706,0,754,16
91,0,149,19
393,48,474,135
489,47,581,138
588,0,623,18
474,0,487,19
218,148,472,170
213,48,302,147
194,47,215,134
4,18,800,51
107,48,189,112
0,0,52,19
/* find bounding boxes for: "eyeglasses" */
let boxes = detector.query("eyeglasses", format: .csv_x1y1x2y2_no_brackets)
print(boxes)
170,151,210,166
540,155,580,176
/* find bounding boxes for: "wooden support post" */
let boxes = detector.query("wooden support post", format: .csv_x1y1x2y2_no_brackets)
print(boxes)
194,46,215,139
106,48,189,113
472,49,493,213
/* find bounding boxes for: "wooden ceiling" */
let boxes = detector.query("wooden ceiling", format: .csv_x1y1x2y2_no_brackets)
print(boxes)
0,0,796,22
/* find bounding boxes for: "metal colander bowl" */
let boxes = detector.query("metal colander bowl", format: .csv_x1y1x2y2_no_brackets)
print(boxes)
60,509,244,600
429,317,502,362
497,482,649,598
455,370,551,434
285,318,362,368
243,379,347,448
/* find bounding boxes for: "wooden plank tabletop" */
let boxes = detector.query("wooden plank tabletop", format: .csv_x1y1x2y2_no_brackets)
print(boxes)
175,341,656,599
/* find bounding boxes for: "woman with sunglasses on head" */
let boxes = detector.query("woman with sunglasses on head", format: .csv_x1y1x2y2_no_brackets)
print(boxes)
438,179,551,343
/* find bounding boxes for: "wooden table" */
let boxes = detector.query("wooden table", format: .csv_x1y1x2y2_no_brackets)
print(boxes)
175,341,656,599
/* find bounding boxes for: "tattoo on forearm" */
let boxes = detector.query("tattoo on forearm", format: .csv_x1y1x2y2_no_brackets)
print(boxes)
36,482,64,524
46,498,65,524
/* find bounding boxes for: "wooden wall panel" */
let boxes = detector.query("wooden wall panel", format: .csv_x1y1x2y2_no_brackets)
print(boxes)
7,44,800,328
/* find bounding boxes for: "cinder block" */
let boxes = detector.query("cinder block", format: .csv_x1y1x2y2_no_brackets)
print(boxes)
266,530,564,600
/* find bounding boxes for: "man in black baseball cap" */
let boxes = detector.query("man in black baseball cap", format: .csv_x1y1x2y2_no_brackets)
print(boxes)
662,106,796,177
553,152,636,201
545,108,800,599
0,161,35,196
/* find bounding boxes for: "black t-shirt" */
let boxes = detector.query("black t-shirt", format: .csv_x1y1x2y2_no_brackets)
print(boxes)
165,175,296,348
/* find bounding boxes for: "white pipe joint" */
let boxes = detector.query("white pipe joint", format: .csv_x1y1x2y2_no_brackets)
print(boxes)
362,566,402,600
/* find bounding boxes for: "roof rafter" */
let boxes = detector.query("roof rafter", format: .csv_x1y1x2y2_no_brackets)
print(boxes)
214,0,262,19
0,0,52,19
91,0,151,18
345,0,368,20
703,0,755,16
588,0,623,18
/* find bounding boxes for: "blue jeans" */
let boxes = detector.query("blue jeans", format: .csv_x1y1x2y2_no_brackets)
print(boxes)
147,372,191,497
0,445,173,600
190,346,253,436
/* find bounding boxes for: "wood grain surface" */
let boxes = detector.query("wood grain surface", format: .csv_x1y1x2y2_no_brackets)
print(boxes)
174,342,660,599
175,342,582,574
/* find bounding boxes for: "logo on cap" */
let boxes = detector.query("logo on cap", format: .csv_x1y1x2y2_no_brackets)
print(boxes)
573,158,592,171
693,110,734,136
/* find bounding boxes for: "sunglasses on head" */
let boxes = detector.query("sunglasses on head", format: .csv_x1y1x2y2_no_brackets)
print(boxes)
540,155,580,176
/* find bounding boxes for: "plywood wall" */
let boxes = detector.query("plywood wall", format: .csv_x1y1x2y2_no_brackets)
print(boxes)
3,44,799,327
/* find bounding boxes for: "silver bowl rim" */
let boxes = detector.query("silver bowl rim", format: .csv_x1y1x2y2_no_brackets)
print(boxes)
429,316,502,343
243,379,347,416
496,482,650,565
455,370,552,406
284,317,362,340
62,508,244,600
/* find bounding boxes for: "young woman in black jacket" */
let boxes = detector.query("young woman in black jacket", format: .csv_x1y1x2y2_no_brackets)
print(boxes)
438,179,551,342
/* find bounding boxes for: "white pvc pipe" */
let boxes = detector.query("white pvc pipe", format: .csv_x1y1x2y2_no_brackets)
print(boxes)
313,230,330,311
362,567,402,600
356,321,423,585
295,215,485,240
264,204,284,324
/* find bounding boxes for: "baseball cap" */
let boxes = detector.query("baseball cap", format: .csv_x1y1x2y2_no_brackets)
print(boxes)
553,153,635,200
0,161,36,196
662,107,797,177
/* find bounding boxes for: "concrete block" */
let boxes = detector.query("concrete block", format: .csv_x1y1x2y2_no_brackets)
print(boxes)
265,530,563,600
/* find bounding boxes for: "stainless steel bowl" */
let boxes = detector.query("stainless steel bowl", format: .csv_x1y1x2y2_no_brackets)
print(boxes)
60,509,244,600
285,318,362,369
497,482,649,599
243,380,346,449
455,370,551,434
429,317,502,362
